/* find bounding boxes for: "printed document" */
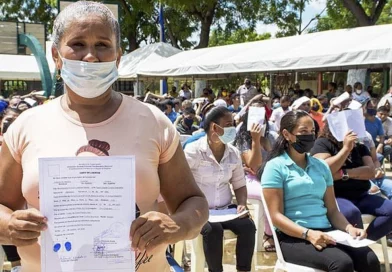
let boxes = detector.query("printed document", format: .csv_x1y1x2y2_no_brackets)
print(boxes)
39,156,135,272
326,108,367,141
247,107,266,131
209,208,249,223
326,230,376,248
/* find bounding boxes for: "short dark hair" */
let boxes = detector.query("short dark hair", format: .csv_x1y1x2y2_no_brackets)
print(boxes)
204,106,231,133
378,106,389,113
280,95,291,103
163,99,174,108
183,107,196,115
230,93,240,101
329,82,337,89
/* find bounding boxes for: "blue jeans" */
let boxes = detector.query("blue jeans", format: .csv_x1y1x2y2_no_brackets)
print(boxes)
376,153,384,163
372,177,392,199
337,194,392,241
383,144,392,158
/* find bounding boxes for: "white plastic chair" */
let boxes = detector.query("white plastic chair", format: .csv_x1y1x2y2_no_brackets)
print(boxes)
248,198,265,252
172,241,185,266
260,189,325,272
361,214,390,272
191,229,256,272
0,246,4,272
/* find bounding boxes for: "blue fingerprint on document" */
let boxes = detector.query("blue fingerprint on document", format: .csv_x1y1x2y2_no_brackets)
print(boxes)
65,241,72,252
53,243,61,252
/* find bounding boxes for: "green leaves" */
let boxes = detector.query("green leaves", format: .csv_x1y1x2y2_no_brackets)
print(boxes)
209,28,271,47
313,0,391,32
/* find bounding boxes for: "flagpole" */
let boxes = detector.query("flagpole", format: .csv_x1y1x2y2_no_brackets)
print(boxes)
159,2,168,95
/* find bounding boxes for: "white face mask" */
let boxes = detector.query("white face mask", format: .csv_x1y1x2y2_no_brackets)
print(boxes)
355,89,363,95
216,125,237,144
59,55,119,98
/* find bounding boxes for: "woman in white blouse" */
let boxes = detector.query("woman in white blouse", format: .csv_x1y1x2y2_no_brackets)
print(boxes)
184,106,255,272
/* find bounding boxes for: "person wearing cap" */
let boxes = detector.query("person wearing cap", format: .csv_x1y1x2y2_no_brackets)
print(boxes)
213,98,228,108
292,96,322,135
236,78,258,106
378,85,392,116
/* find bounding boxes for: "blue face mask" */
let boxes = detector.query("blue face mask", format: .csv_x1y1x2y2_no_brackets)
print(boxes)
272,102,281,109
367,109,377,116
215,124,237,144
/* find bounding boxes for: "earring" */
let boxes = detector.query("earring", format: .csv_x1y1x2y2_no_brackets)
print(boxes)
56,70,61,80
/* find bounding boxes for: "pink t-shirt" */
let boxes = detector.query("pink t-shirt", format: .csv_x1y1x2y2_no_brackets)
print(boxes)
4,94,179,272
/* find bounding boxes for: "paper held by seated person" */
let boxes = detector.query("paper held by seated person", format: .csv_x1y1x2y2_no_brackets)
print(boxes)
39,156,136,272
247,106,266,132
209,208,249,223
326,108,367,142
326,230,376,248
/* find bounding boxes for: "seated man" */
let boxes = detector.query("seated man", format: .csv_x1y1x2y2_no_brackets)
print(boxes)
162,99,179,123
176,107,199,135
377,106,392,163
364,99,385,161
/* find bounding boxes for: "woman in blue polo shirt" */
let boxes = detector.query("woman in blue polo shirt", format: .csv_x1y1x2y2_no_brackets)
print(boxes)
261,111,379,272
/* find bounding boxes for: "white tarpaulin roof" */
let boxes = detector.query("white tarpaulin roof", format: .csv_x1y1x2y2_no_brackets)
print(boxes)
118,42,181,79
0,54,51,80
0,41,55,80
137,24,392,79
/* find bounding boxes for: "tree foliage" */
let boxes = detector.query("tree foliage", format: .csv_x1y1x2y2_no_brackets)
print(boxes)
209,28,271,47
261,0,311,37
0,0,56,32
313,0,392,32
164,0,267,48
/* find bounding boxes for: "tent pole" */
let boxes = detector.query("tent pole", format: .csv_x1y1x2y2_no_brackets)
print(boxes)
389,65,392,90
318,72,323,95
136,76,139,96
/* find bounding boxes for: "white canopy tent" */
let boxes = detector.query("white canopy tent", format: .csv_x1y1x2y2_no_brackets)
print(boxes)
137,24,392,79
0,54,49,80
118,42,181,79
0,41,55,81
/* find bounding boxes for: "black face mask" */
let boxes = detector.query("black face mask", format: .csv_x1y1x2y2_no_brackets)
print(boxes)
291,134,316,154
312,104,320,112
322,102,329,109
184,118,194,128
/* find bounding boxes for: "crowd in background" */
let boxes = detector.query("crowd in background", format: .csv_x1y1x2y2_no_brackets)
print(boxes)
2,78,392,272
137,77,392,271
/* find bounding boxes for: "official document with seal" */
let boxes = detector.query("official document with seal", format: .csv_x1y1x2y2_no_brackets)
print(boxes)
39,156,135,272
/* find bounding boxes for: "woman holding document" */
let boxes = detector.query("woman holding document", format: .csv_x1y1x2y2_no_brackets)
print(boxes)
0,2,208,272
184,106,256,272
311,113,392,242
261,110,379,272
